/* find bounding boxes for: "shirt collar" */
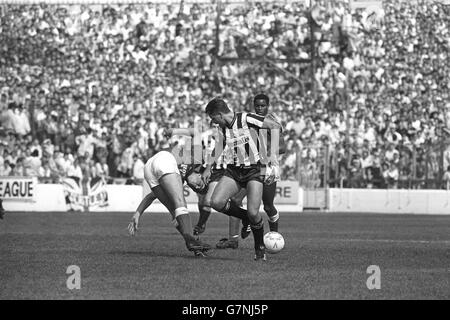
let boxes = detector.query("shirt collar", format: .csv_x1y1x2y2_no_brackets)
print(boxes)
227,113,237,129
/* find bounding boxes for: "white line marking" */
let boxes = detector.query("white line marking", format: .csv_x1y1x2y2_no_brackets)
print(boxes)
306,238,450,245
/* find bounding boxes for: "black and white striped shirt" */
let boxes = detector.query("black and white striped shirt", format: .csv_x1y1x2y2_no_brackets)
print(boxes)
220,112,266,166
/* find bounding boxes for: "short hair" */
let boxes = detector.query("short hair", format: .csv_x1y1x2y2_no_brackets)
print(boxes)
205,98,230,115
253,93,269,105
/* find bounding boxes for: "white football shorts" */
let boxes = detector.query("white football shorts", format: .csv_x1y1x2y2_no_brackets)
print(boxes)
144,151,180,188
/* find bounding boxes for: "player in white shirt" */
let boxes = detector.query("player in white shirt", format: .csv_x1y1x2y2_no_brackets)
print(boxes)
127,146,211,256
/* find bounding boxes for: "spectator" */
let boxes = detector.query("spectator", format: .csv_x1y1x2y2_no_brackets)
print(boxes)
95,156,109,181
382,162,399,189
24,149,42,176
442,166,450,190
67,157,83,181
0,1,448,190
0,160,12,176
131,153,145,183
10,157,25,176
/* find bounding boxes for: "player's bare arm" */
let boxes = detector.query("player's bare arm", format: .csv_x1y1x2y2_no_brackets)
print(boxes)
202,164,212,184
128,191,157,236
170,128,196,136
261,116,282,130
278,134,287,155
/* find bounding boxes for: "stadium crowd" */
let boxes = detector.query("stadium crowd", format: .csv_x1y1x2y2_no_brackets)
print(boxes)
0,0,449,189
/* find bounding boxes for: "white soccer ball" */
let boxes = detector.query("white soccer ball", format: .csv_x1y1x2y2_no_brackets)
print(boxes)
263,231,285,254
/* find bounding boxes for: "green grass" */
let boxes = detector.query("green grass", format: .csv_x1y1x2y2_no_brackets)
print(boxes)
0,211,449,299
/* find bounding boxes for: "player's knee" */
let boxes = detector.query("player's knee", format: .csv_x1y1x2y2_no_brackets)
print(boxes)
231,197,243,207
211,197,227,212
247,211,262,225
246,206,260,218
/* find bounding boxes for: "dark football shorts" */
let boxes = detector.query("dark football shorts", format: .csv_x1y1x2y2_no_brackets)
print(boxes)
224,164,265,188
209,167,225,183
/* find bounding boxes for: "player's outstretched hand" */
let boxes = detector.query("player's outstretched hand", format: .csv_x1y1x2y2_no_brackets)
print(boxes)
128,212,140,236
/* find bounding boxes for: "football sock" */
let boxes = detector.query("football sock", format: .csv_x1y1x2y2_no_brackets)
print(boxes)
174,207,194,241
268,211,279,232
171,218,183,235
250,218,265,251
229,217,241,239
220,200,250,225
197,205,211,227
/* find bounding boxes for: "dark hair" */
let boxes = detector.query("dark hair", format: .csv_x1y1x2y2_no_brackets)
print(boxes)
185,165,208,194
253,93,269,105
205,98,230,115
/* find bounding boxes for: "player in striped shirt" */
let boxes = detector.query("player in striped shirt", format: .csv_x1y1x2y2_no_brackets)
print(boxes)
128,125,251,256
216,93,285,249
193,121,247,238
165,121,250,238
205,97,283,261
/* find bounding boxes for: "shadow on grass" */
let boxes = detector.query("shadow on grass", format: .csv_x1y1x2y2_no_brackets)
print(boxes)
108,250,237,261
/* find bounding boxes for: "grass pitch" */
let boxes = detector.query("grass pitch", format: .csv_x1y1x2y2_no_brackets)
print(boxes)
0,211,449,299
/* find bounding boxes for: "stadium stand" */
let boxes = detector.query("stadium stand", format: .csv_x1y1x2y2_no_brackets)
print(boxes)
0,0,449,189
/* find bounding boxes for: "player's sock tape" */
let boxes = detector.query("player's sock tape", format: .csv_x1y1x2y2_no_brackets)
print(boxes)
174,207,189,218
268,212,279,223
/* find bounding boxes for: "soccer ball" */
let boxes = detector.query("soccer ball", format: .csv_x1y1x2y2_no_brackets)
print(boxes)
263,231,285,254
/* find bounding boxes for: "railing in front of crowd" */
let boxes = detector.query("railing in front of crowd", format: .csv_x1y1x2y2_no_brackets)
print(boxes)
328,177,450,190
37,176,144,185
29,133,450,192
293,137,450,191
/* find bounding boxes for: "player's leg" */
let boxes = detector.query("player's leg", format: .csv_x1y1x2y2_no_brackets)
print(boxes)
149,184,183,235
216,189,247,249
154,172,210,252
232,189,252,239
194,181,218,235
263,182,279,232
128,159,159,235
153,172,188,230
246,180,266,261
194,193,209,236
210,175,249,224
128,191,157,235
215,216,241,249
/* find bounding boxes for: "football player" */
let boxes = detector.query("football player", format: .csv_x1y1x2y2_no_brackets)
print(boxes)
127,149,211,255
205,97,283,261
205,94,285,250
